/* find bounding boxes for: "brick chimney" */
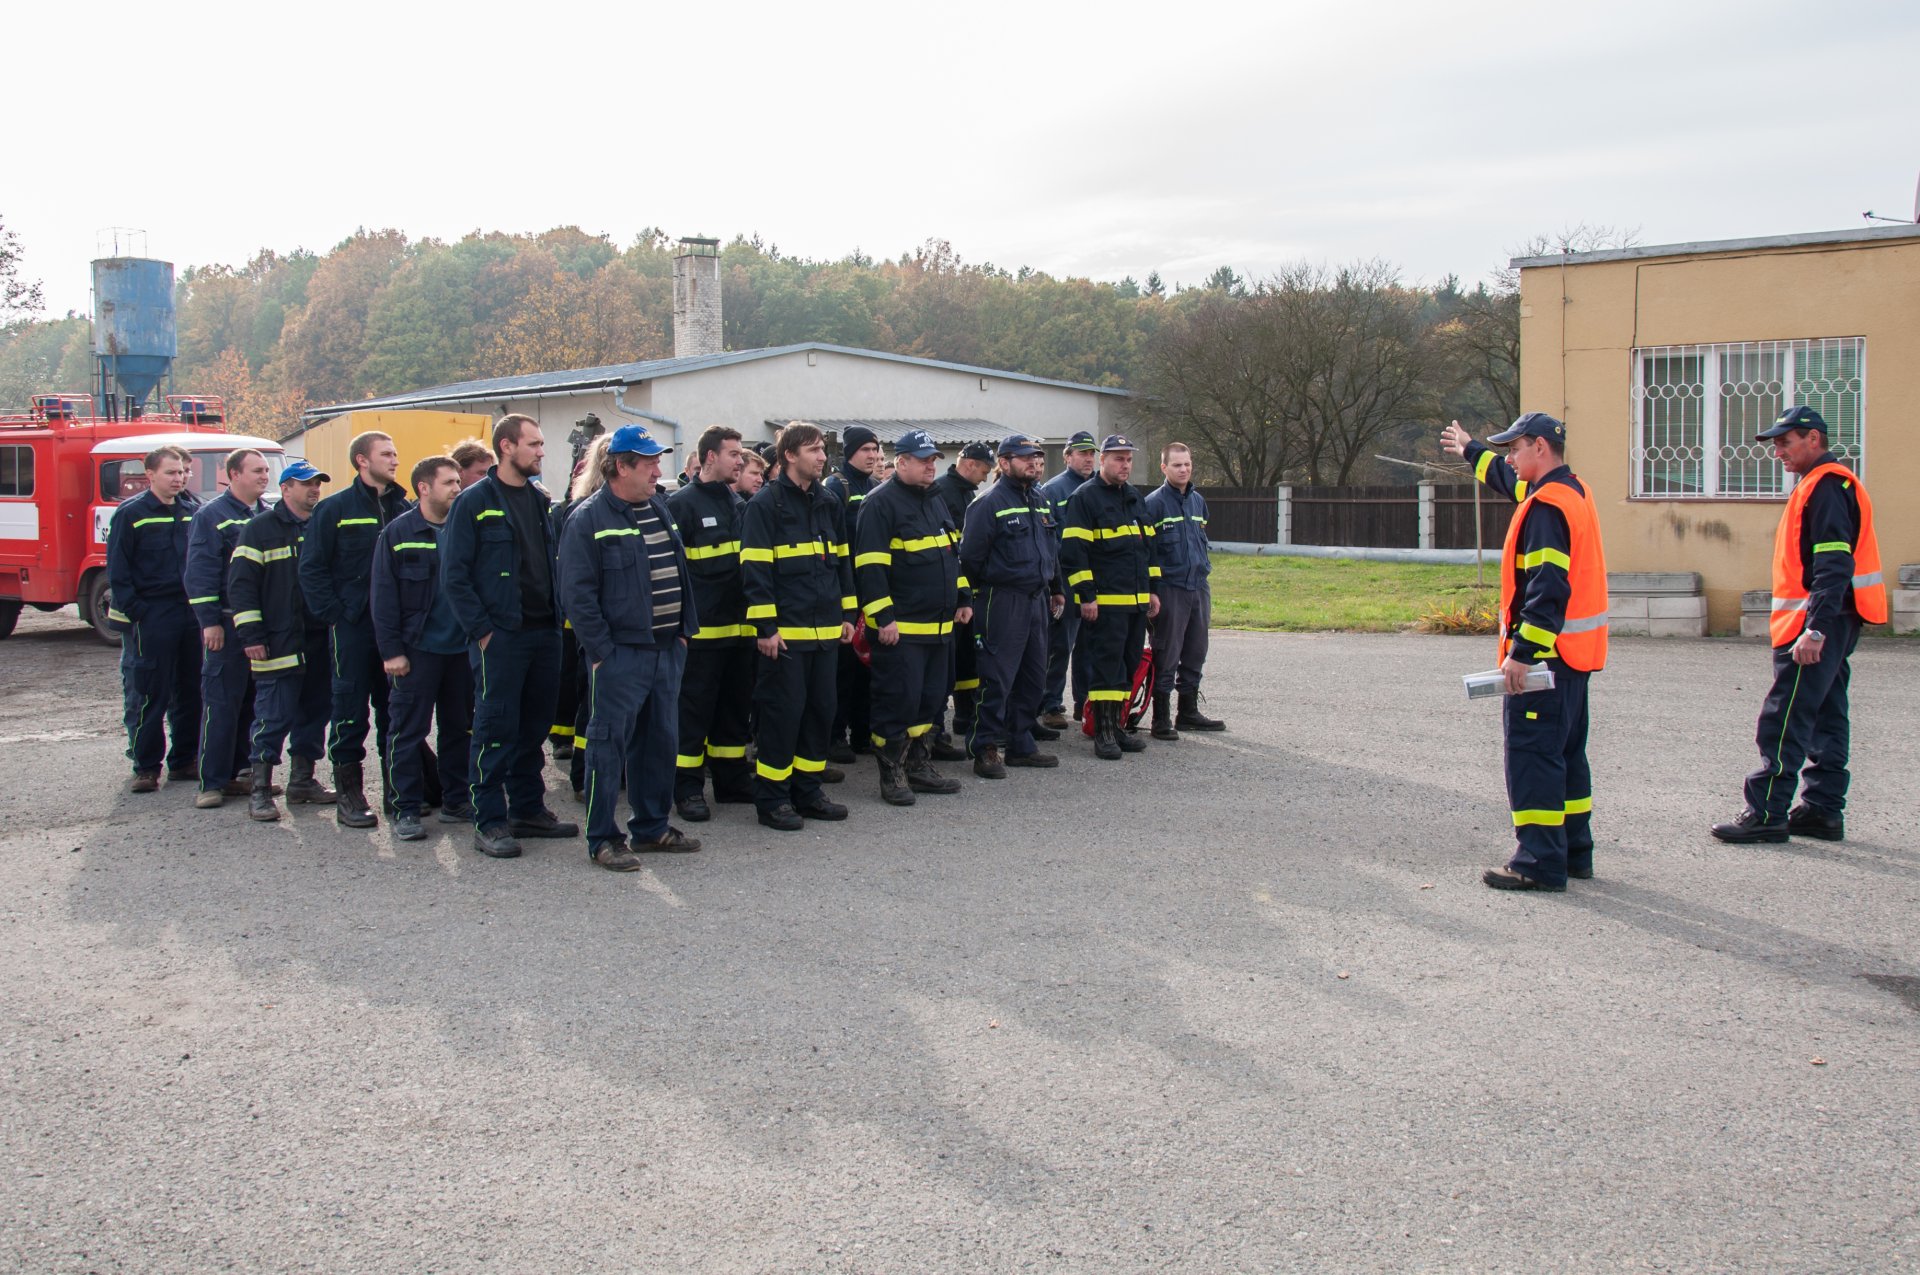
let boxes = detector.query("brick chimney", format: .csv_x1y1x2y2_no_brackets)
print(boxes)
673,237,723,358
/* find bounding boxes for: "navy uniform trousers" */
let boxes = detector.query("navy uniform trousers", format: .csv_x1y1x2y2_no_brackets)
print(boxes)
385,648,474,818
753,645,837,813
122,601,202,775
251,631,330,767
870,639,950,747
1743,615,1860,820
1043,609,1088,716
675,641,757,803
584,641,685,848
468,626,562,829
941,617,979,744
1083,608,1147,708
969,586,1047,759
327,618,391,766
197,627,256,791
1503,665,1593,888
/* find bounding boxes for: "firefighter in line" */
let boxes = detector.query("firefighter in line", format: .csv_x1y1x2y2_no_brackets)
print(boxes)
1145,441,1226,740
668,425,756,823
823,424,881,764
958,434,1065,778
548,434,613,795
928,441,995,761
370,456,474,842
558,425,702,869
441,414,576,859
1710,406,1886,845
1443,414,1610,892
300,430,409,828
106,444,203,793
229,460,338,821
1061,434,1161,761
854,429,971,805
742,421,857,831
184,448,272,807
734,448,767,498
451,439,494,491
1037,430,1099,731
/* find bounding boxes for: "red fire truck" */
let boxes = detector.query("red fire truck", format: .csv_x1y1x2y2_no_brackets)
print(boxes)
0,393,286,643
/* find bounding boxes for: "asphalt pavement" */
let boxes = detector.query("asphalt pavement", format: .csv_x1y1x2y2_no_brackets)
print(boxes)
2,607,1915,1273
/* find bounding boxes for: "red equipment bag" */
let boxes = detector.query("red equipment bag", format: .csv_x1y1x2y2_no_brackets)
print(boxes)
1080,640,1156,735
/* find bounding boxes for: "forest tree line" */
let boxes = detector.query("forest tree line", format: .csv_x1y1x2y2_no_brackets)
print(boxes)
0,220,1614,485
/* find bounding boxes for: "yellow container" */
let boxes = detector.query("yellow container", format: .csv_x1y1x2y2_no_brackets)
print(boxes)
298,410,494,491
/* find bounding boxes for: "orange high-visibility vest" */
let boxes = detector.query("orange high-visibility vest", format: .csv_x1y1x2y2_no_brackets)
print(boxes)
1498,478,1610,672
1769,461,1886,646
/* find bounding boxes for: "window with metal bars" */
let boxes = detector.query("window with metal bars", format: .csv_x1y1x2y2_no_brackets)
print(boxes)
1630,337,1864,498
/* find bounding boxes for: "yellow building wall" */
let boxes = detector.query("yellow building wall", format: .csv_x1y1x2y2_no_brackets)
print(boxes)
299,411,494,494
1519,239,1920,632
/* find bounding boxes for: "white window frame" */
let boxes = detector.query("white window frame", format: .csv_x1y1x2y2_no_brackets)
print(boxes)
1629,337,1866,500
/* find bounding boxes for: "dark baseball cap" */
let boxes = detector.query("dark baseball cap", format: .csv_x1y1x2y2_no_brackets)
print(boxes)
1100,434,1137,453
1064,430,1098,453
281,459,329,484
1488,412,1567,445
1756,405,1828,439
959,441,995,463
894,428,942,459
998,434,1044,458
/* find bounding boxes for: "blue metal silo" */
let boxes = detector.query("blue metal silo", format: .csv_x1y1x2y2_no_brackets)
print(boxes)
91,257,176,418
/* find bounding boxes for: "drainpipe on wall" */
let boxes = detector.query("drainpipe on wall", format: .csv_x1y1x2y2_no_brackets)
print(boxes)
611,384,682,456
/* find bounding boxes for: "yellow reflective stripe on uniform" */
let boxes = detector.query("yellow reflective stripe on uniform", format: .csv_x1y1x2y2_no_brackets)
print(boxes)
756,758,793,781
474,509,506,520
1067,570,1093,587
1811,541,1851,554
262,547,293,562
1061,526,1094,541
956,575,970,590
390,541,436,552
1516,547,1572,571
1148,566,1162,578
215,518,250,531
995,506,1031,517
232,545,266,563
131,516,177,529
953,678,980,691
107,608,131,624
1087,689,1129,702
595,527,642,539
1564,796,1593,815
896,620,953,636
1096,525,1141,539
1474,450,1495,483
792,756,826,772
675,751,706,769
773,541,826,558
907,723,933,738
685,540,740,559
250,654,301,673
778,625,842,641
832,543,849,557
691,624,753,640
740,547,775,563
706,743,748,759
855,551,892,568
188,595,220,605
1094,593,1151,606
1512,808,1566,827
840,595,857,610
233,609,264,625
863,596,895,619
746,603,777,619
889,533,951,553
337,517,380,527
1514,479,1529,501
1517,622,1559,652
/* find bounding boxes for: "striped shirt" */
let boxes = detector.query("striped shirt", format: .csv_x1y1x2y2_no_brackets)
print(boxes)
634,500,682,638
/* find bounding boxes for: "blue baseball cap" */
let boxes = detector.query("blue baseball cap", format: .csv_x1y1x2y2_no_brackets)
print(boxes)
608,424,671,457
894,428,942,459
1756,405,1828,439
1064,430,1098,453
1488,412,1567,445
998,434,1044,457
1100,434,1137,453
281,459,329,484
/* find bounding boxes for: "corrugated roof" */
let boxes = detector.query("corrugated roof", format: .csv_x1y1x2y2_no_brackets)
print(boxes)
778,418,1008,445
299,342,1127,430
1510,222,1920,269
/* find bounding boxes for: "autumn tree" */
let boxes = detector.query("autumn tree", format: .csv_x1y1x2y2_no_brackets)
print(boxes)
271,229,409,405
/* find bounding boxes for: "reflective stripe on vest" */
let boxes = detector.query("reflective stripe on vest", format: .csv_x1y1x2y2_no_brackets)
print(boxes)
1497,479,1610,673
1769,462,1887,646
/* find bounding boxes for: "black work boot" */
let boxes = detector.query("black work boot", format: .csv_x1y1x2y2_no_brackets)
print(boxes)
1709,808,1788,844
1116,706,1147,753
285,756,336,805
929,732,968,762
1151,692,1179,741
334,761,378,828
1176,689,1226,731
876,738,916,806
905,737,962,794
973,745,1007,779
1092,704,1122,761
1787,805,1845,842
249,762,281,822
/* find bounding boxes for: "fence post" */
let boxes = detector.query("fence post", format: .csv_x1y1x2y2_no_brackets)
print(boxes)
1275,485,1292,546
1417,481,1435,551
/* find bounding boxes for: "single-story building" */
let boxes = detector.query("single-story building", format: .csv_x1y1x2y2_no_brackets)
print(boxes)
294,342,1127,479
1515,223,1920,632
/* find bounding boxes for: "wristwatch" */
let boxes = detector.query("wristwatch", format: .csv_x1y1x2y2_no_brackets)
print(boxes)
1805,629,1824,642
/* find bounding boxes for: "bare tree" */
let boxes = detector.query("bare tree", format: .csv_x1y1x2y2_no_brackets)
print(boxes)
1,214,44,327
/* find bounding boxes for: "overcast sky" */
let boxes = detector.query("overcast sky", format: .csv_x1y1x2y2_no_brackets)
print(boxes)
10,0,1917,317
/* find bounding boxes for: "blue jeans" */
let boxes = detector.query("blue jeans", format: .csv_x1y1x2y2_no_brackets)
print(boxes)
584,642,686,848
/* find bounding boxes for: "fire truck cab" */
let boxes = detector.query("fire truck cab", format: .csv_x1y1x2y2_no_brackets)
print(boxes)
0,393,286,643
